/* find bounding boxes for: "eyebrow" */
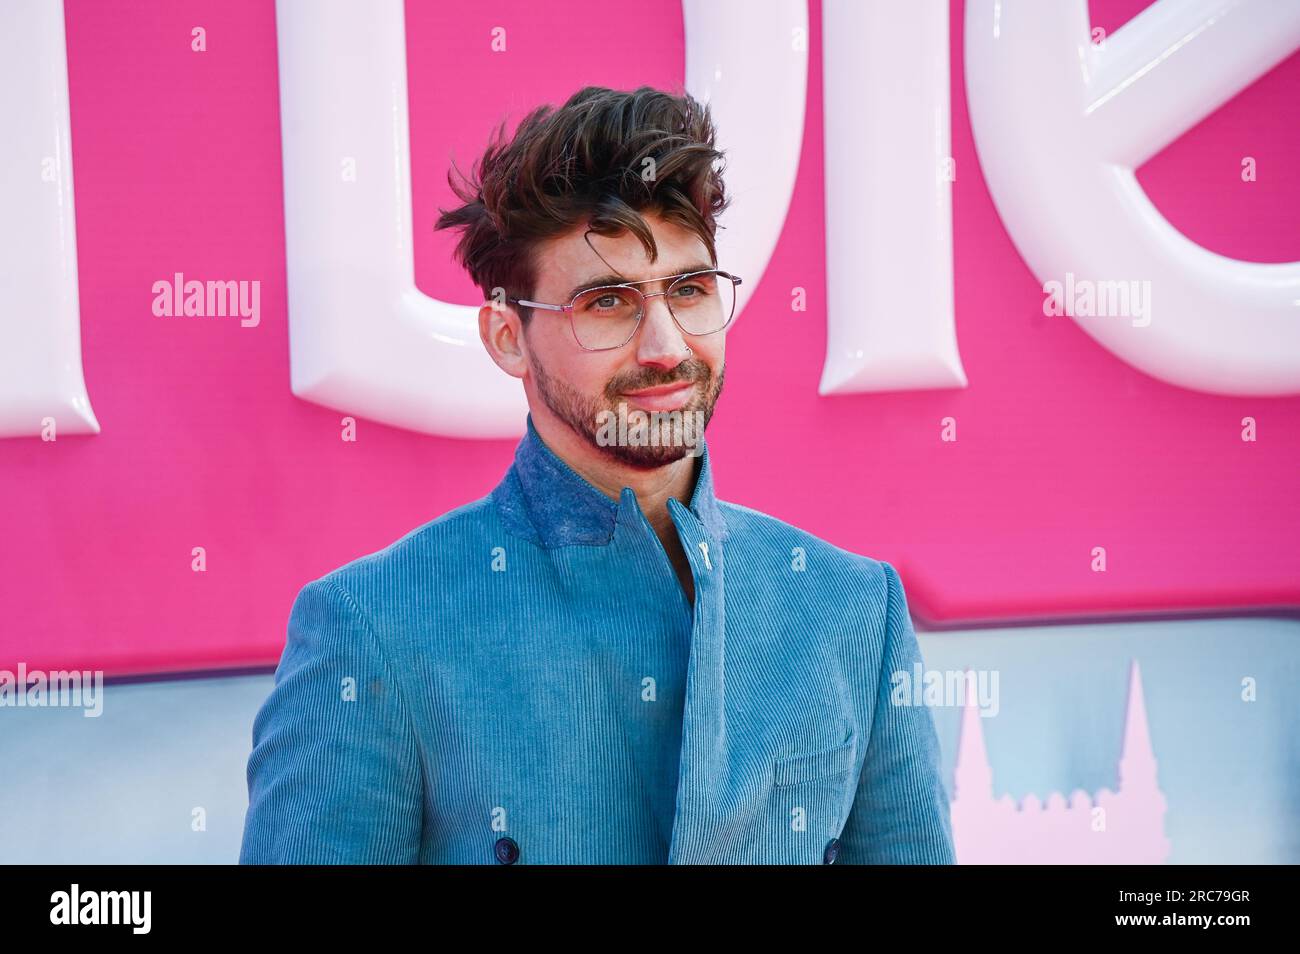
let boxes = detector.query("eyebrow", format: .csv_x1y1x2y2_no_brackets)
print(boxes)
563,262,716,302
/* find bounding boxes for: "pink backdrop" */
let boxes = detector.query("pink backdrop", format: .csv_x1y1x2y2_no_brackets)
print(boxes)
3,0,1297,677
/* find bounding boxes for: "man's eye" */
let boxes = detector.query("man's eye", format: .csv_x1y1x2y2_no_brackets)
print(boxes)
584,291,635,312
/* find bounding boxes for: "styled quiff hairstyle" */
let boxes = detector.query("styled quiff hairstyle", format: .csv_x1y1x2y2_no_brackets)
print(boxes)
434,85,731,324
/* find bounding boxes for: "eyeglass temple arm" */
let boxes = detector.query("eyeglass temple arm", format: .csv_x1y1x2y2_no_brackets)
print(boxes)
509,299,566,311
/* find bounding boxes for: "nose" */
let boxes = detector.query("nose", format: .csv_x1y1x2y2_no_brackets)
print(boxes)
633,293,693,369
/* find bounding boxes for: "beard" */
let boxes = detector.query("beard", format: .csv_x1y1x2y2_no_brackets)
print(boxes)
531,352,724,469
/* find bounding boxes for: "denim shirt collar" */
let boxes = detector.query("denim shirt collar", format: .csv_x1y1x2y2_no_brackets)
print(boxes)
493,412,729,548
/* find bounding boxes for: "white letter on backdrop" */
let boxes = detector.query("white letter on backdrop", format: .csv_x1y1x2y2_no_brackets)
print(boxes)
0,0,100,439
821,0,965,394
965,0,1300,396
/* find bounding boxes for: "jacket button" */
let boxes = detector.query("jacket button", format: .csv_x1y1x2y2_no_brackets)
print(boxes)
494,836,519,865
822,837,840,864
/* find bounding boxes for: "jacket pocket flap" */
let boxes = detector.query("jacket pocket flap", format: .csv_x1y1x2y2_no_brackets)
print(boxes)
773,739,855,787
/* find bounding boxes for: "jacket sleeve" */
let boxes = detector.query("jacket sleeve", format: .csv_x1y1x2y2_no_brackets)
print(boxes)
239,577,424,863
836,561,956,864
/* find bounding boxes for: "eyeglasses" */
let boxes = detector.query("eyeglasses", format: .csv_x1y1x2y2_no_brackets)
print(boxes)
509,268,743,351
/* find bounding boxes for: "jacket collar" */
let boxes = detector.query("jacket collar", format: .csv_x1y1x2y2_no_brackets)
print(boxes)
494,412,729,548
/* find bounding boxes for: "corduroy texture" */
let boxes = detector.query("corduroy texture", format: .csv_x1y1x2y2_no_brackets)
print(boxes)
240,414,955,864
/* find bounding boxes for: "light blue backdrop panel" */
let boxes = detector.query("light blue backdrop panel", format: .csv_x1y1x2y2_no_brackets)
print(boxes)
1,616,1296,864
918,616,1300,865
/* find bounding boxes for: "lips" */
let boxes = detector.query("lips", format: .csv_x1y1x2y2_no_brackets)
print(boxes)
621,380,696,412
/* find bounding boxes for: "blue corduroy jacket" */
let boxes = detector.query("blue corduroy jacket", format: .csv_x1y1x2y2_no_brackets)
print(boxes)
239,414,955,864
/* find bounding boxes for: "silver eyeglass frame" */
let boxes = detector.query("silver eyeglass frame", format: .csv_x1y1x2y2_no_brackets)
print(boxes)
508,268,743,352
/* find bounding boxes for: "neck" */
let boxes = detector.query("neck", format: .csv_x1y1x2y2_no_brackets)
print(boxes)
529,404,698,535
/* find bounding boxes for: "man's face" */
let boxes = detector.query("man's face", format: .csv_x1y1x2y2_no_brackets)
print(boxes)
518,211,728,469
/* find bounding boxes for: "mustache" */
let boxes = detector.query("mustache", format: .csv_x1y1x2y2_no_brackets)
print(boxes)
608,359,711,396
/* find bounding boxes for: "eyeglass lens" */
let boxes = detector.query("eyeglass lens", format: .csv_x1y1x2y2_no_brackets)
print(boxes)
569,271,736,350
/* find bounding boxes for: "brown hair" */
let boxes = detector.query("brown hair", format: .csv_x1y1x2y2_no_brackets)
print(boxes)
434,85,731,324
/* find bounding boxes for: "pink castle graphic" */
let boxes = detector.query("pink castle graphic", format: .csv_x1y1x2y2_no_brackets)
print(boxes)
951,659,1171,863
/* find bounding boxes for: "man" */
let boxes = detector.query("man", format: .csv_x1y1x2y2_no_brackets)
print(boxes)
240,85,955,865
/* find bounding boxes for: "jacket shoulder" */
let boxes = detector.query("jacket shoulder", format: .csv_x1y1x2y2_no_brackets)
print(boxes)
717,500,892,580
308,493,499,599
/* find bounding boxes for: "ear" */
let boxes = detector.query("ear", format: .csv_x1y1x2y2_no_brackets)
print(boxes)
479,301,528,380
